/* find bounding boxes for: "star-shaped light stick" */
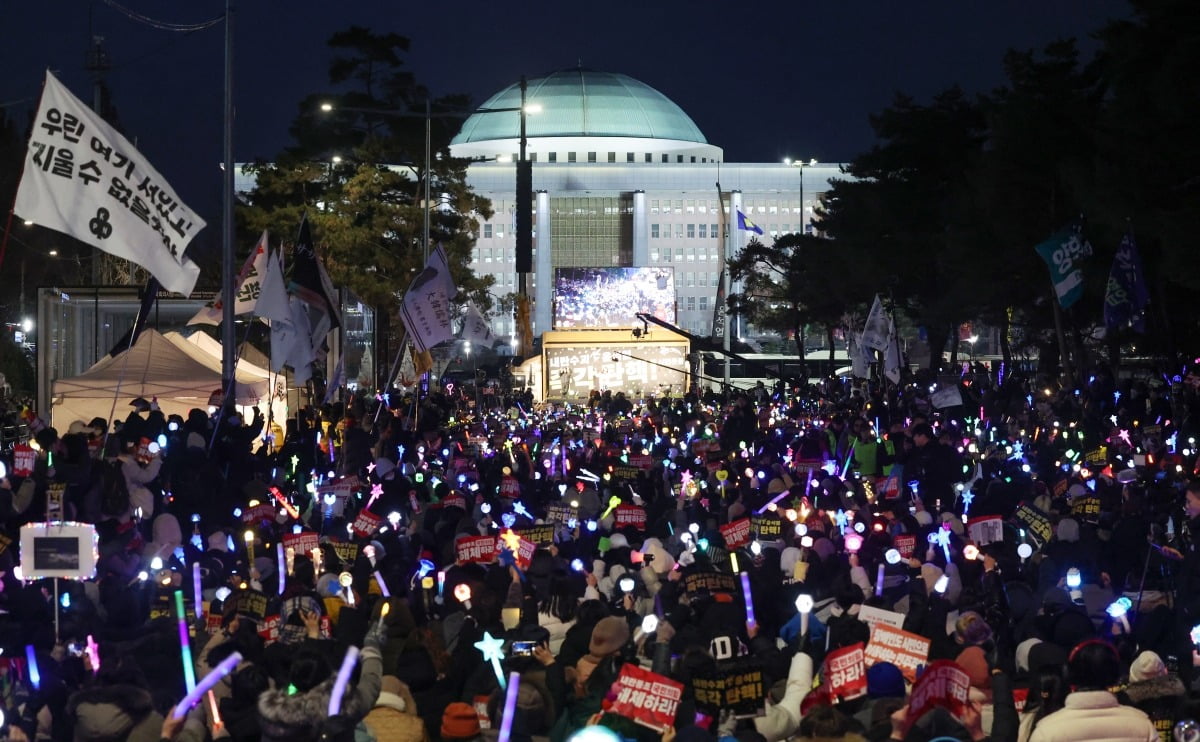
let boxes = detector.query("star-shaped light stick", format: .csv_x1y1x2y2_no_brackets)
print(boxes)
474,631,508,688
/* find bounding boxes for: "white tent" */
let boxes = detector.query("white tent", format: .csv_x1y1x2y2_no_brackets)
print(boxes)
162,331,288,430
50,329,276,430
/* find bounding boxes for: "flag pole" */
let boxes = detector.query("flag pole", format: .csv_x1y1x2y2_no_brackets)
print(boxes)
219,0,237,423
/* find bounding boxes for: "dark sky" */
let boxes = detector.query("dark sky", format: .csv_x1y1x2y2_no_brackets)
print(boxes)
5,1,1131,232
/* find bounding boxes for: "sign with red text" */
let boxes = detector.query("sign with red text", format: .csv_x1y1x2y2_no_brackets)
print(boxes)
456,534,498,563
864,625,931,683
720,517,751,549
824,642,868,702
12,445,35,477
500,475,521,498
352,509,383,538
241,503,276,523
904,660,970,734
608,664,684,732
283,531,320,557
894,534,916,560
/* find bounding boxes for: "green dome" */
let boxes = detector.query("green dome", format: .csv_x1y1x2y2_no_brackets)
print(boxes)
451,68,707,145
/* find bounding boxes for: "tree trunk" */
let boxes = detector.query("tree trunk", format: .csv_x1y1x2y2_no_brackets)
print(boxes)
926,324,949,373
1000,309,1012,368
949,331,960,370
827,326,836,366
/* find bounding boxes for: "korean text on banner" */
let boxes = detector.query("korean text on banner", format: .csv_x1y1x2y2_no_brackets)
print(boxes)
15,70,205,295
607,664,684,732
864,625,930,683
904,660,971,734
824,643,868,702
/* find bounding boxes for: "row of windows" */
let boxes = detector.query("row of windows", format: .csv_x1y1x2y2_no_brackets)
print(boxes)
651,223,725,239
520,152,715,164
650,199,816,215
650,247,722,263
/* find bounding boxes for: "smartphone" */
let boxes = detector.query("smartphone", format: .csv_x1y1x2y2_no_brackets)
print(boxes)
68,643,85,658
510,640,536,657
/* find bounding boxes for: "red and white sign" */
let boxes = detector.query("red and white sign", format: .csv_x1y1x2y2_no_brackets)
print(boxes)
456,534,498,564
904,660,970,734
629,453,653,471
352,509,383,538
12,444,35,477
241,503,276,523
894,534,916,560
614,504,647,530
864,625,931,683
720,518,751,550
494,533,536,569
441,494,467,512
824,642,868,702
283,531,320,557
608,664,684,732
258,614,281,643
967,515,1004,546
500,475,521,498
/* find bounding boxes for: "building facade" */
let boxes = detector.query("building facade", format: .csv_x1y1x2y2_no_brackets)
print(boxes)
449,68,843,348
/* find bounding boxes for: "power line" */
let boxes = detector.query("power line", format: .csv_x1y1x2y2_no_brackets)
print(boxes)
99,0,223,32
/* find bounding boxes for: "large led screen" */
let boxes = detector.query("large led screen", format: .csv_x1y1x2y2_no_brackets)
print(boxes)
545,344,687,399
553,267,676,329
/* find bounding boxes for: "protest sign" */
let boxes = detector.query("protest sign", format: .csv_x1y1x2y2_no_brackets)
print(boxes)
692,657,767,717
684,572,737,595
628,453,653,471
904,660,970,734
858,605,905,631
1072,497,1101,519
515,525,555,547
894,534,916,560
283,531,319,557
258,614,281,643
824,643,868,702
967,515,1004,546
352,509,383,538
720,517,751,549
751,514,783,540
12,445,35,477
865,625,930,682
231,589,267,621
330,541,359,567
455,535,497,564
613,504,647,530
1013,504,1052,546
494,533,536,569
611,465,641,481
500,475,521,498
545,503,578,524
241,503,276,524
608,664,684,731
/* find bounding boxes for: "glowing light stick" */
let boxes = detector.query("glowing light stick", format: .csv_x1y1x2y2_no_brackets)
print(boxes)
327,646,360,717
86,634,100,675
338,572,355,606
454,582,473,609
437,570,446,598
26,645,40,689
206,690,222,732
1107,597,1132,633
497,671,522,742
730,552,740,573
474,631,508,688
963,544,979,561
934,574,949,594
379,601,390,631
372,571,391,595
795,594,814,637
311,547,323,576
172,651,242,719
1017,542,1033,564
740,572,756,630
601,495,622,519
875,563,885,597
243,530,255,563
192,562,204,619
175,590,197,692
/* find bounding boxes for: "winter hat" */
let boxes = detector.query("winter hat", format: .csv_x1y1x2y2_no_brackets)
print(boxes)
920,563,944,594
640,538,675,574
207,531,229,552
1129,651,1167,682
186,431,207,450
589,616,631,657
1056,518,1081,543
867,662,906,698
441,702,481,740
779,547,802,577
1067,483,1088,500
811,537,836,562
914,510,934,527
940,512,964,537
608,533,629,550
1016,638,1043,673
957,646,990,689
955,611,993,646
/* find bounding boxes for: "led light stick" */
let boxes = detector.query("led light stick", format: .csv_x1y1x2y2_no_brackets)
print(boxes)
497,671,522,742
268,486,300,519
373,571,390,597
172,652,243,719
327,646,360,717
795,594,814,638
206,690,222,732
437,571,446,598
1017,542,1033,565
243,530,255,564
454,583,473,610
875,563,885,597
474,631,508,688
1106,597,1132,633
311,547,323,576
379,601,390,631
192,563,204,619
85,634,100,675
338,572,355,606
285,547,295,576
730,552,740,574
175,590,197,692
740,572,756,630
25,645,40,689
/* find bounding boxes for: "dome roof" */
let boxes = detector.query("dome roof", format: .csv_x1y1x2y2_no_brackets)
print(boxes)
451,68,707,146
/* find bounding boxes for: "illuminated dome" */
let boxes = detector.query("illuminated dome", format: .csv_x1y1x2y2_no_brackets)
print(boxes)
450,68,721,161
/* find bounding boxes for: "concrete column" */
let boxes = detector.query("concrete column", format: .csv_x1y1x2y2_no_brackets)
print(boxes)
534,190,552,335
632,190,648,267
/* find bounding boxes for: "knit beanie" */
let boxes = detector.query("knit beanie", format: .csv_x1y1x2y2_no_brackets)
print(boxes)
957,646,990,689
1129,651,1167,682
867,662,906,698
441,702,481,740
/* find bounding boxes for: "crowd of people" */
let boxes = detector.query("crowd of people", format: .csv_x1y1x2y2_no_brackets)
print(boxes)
1,362,1200,742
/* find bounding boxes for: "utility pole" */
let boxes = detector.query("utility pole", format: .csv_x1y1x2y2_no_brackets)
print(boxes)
84,34,110,285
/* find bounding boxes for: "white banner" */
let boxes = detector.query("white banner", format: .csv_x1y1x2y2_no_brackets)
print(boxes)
861,295,890,352
930,385,964,409
14,70,205,295
256,249,291,324
189,231,269,325
461,303,495,346
884,318,902,384
399,245,457,352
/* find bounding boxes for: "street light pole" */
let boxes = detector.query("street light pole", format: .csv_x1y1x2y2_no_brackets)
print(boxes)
423,98,431,265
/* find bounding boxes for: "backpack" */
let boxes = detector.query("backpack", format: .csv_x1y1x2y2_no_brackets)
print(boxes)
99,460,130,517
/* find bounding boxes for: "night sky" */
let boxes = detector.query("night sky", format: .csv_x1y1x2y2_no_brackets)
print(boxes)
5,1,1131,232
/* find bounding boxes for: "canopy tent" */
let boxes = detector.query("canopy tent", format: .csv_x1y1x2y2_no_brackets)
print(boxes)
50,329,276,431
162,331,287,431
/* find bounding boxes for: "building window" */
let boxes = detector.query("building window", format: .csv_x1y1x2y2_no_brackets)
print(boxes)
686,200,695,214
662,154,669,163
698,223,707,239
484,248,493,262
687,223,695,238
483,224,493,238
699,296,709,311
690,156,696,163
676,155,684,163
650,200,659,214
711,223,719,238
685,272,695,287
567,152,577,162
697,272,706,288
674,225,684,239
587,152,596,163
548,152,557,163
663,249,672,263
651,223,659,239
687,247,696,262
608,152,616,163
626,152,634,162
686,297,696,311
650,250,659,261
675,247,684,262
645,153,653,163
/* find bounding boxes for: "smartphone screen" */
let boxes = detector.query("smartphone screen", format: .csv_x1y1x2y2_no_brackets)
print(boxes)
510,640,536,657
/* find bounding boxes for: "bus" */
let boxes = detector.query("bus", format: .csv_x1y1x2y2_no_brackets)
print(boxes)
699,351,852,391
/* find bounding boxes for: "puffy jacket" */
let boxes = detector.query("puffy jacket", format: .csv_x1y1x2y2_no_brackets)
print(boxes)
1028,690,1157,742
753,652,814,742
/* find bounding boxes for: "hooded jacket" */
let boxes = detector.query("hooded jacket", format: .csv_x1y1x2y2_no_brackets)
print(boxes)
1119,674,1186,742
66,685,163,742
1027,690,1158,742
256,644,383,737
